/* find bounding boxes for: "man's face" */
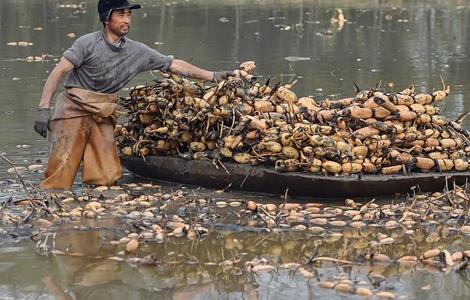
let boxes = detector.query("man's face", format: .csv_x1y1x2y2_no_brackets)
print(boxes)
106,9,132,36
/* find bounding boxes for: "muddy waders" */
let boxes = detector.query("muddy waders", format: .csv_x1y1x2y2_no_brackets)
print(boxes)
40,88,122,190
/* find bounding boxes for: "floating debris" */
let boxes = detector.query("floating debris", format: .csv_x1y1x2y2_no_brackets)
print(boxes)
58,4,84,8
7,167,26,174
27,164,44,172
126,239,139,252
6,41,34,47
376,291,396,299
330,8,346,24
216,201,227,208
285,56,311,62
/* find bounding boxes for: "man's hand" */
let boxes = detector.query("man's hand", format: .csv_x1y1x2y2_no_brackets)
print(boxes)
34,108,51,138
213,71,235,82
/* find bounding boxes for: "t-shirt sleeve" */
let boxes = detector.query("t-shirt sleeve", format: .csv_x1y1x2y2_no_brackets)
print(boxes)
139,44,174,72
63,37,89,68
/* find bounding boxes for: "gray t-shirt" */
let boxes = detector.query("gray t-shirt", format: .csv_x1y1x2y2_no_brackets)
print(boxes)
63,30,173,93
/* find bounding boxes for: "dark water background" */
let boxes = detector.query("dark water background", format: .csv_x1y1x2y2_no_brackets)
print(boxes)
1,0,470,299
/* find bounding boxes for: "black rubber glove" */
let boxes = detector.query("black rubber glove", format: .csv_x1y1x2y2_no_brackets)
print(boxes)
213,71,235,82
34,108,51,138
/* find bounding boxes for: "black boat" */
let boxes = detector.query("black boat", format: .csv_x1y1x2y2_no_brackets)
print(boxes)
120,155,470,198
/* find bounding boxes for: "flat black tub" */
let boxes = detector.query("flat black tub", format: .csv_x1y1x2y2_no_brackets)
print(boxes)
120,155,470,198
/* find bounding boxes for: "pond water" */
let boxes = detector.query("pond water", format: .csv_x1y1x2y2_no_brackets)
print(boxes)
1,0,470,299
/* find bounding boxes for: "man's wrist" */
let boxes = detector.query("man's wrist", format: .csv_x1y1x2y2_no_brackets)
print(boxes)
38,102,50,109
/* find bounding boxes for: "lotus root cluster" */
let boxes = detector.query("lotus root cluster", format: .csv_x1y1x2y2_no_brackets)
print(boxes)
115,72,470,175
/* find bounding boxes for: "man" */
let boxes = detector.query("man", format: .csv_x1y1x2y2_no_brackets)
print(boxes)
33,0,235,190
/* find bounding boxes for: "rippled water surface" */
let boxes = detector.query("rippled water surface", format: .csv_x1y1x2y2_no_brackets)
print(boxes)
2,0,470,299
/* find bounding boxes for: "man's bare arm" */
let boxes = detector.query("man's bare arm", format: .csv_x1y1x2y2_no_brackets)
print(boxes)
168,59,214,81
39,57,75,108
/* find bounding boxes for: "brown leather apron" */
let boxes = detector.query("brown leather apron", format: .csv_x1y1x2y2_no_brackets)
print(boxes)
40,88,123,190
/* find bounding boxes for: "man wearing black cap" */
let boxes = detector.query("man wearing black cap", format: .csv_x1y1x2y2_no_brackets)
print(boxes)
33,0,237,190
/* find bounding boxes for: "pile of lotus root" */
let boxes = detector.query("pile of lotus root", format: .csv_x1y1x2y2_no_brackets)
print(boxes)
115,63,470,176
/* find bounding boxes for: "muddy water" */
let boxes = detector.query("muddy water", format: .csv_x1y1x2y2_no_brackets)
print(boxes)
2,215,470,300
2,0,470,299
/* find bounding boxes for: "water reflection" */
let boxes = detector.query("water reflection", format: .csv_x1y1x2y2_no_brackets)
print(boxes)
37,221,132,299
0,221,468,299
38,227,259,299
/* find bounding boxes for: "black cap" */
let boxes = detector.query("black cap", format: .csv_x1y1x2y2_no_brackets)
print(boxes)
98,0,142,22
